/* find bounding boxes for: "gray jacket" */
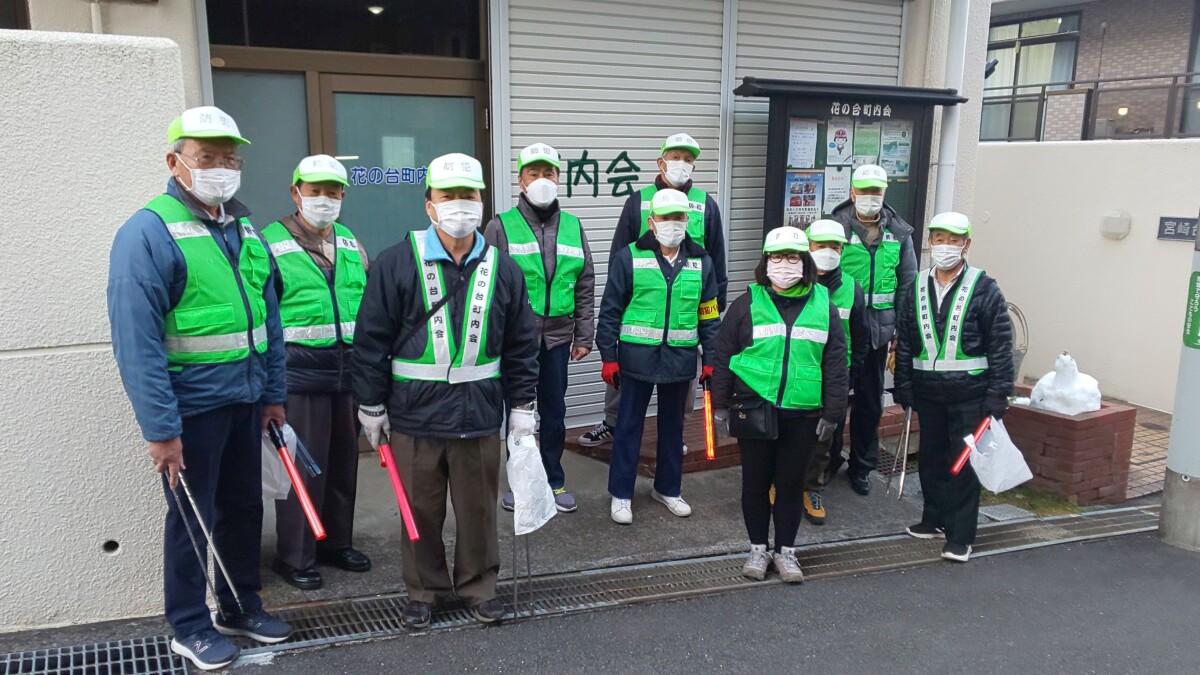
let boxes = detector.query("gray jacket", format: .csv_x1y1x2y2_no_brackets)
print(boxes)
483,194,596,351
829,200,918,349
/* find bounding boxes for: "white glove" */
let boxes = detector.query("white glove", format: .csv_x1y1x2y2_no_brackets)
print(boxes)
508,406,536,440
713,408,730,442
358,404,390,449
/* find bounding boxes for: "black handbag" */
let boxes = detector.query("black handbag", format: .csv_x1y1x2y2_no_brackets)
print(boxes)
729,393,779,441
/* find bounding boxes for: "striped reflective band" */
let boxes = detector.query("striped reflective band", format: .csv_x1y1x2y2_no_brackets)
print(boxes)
269,239,303,257
838,307,851,320
621,325,661,340
871,292,895,304
631,258,659,269
507,241,540,256
752,324,787,339
283,322,356,342
791,326,828,343
455,249,496,379
392,360,501,382
914,267,988,372
164,220,209,240
165,324,267,354
912,356,990,372
668,328,699,342
558,244,585,259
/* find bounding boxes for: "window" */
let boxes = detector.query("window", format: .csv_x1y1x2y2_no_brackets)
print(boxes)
206,0,480,59
0,0,28,29
982,14,1080,141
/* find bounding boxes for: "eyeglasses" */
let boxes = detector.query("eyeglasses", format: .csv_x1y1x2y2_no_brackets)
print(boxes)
176,152,245,171
768,252,803,264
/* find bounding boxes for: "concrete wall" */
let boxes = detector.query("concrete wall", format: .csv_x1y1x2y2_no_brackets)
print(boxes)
0,29,184,630
27,0,204,106
973,139,1200,412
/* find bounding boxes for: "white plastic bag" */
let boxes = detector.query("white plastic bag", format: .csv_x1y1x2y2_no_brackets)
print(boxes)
506,434,556,535
262,423,298,501
965,417,1033,494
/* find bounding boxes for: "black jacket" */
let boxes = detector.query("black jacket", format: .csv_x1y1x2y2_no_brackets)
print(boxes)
712,284,849,424
818,266,870,385
893,263,1014,409
610,176,728,310
829,200,918,349
351,230,539,439
597,231,721,384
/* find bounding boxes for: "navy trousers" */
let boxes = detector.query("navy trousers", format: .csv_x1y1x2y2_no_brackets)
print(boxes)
161,403,264,637
536,343,571,490
607,377,690,500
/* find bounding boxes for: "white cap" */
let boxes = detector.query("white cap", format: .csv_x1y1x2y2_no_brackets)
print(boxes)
518,143,561,171
661,132,701,158
764,226,810,253
928,211,972,236
168,106,250,145
806,219,847,243
852,164,888,189
650,188,690,216
293,154,348,186
426,152,486,190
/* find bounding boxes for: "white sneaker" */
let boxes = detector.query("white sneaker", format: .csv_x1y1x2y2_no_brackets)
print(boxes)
682,443,689,455
742,544,771,581
610,497,633,525
772,547,805,583
651,490,692,517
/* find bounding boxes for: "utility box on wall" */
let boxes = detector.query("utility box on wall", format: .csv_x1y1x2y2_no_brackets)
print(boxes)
733,78,967,244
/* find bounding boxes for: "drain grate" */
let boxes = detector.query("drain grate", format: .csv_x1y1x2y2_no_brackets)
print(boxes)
2,506,1161,673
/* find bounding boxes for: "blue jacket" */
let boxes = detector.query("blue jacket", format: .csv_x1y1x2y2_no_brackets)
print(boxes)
107,179,287,442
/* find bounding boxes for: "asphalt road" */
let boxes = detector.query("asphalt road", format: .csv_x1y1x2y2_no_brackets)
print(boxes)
236,533,1197,674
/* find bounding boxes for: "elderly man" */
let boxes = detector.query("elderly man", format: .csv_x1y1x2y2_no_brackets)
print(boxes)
108,106,291,671
262,155,371,590
352,153,539,629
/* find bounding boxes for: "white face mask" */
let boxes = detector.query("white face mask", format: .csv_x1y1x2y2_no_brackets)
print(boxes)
297,193,341,230
433,199,483,238
767,259,805,288
178,155,241,206
810,248,842,272
931,243,965,270
662,160,694,187
854,194,884,219
652,219,687,248
523,177,558,208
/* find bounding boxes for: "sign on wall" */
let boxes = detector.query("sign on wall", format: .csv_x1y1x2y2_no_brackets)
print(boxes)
1158,217,1199,241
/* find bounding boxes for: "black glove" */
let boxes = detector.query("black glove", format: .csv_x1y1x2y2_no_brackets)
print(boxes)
892,386,913,411
984,397,1009,421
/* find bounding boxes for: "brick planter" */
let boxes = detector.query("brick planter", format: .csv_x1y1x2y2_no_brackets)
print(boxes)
1004,387,1136,505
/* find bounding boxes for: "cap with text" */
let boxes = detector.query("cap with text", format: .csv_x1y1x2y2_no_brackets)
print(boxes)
764,226,810,253
928,211,972,237
293,154,348,186
426,152,486,190
650,188,690,216
518,143,562,171
168,106,250,145
851,164,888,190
661,132,701,159
806,219,848,244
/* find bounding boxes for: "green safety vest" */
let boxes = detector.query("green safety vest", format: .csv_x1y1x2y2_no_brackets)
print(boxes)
637,184,707,244
827,276,855,369
842,228,901,310
729,284,830,410
498,208,585,317
262,221,366,347
619,247,702,348
391,233,501,383
146,194,269,366
913,266,989,374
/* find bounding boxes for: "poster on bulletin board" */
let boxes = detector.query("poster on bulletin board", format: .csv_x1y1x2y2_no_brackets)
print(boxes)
880,120,913,177
787,119,818,168
784,170,824,227
826,117,855,166
853,120,881,164
823,165,851,212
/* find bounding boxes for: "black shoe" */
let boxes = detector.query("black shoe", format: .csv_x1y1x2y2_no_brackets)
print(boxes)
941,542,972,563
849,472,870,496
316,547,372,573
905,523,946,540
272,559,322,590
472,598,507,624
401,601,432,630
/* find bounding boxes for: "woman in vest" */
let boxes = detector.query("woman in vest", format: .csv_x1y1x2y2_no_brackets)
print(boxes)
261,155,371,590
711,227,848,583
596,189,722,526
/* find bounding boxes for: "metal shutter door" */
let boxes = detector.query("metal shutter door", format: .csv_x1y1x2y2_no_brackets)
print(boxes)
507,0,726,429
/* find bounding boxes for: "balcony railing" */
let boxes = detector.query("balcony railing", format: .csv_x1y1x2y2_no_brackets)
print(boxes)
981,72,1200,142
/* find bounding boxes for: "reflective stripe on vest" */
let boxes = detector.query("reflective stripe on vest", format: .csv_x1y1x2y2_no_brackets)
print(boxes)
842,228,901,310
638,184,707,244
619,249,703,348
391,234,501,383
498,208,585,317
263,221,366,348
728,284,829,410
912,267,989,373
146,194,269,366
828,277,856,368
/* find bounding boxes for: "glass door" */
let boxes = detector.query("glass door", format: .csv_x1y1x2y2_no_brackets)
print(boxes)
319,74,488,259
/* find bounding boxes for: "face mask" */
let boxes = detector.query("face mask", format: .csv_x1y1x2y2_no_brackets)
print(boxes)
433,199,483,238
662,160,694,187
767,259,805,288
931,244,965,270
854,194,884,218
298,193,341,230
810,248,842,272
178,155,240,206
523,177,558,208
652,219,687,248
